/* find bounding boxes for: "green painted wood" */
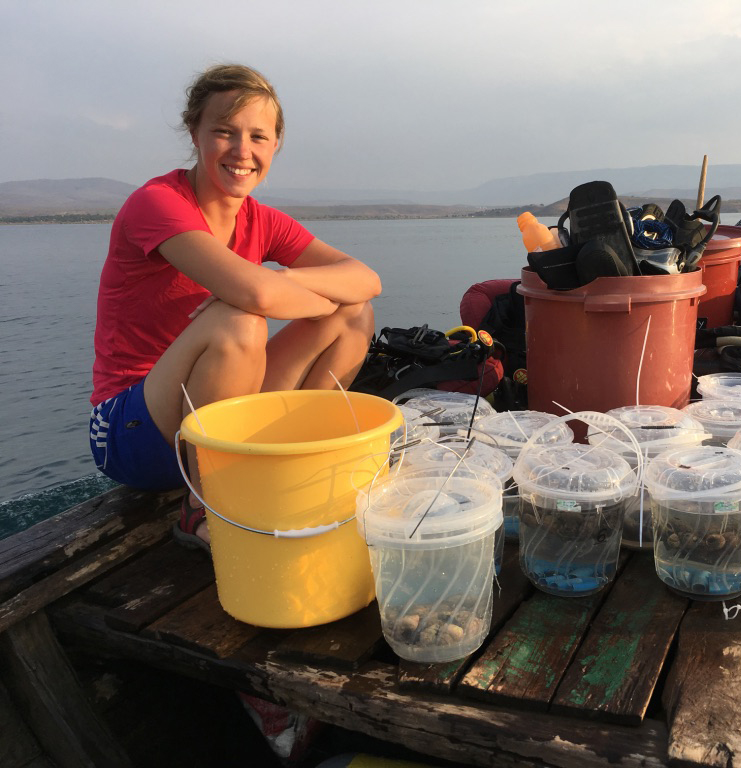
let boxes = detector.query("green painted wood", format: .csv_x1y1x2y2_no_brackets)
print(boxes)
551,554,688,724
398,543,532,694
456,551,630,710
457,588,605,710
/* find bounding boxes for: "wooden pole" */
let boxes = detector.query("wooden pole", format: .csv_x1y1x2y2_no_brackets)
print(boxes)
696,155,708,209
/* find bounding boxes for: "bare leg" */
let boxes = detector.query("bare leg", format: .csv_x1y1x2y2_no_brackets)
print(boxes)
262,301,374,392
144,301,269,543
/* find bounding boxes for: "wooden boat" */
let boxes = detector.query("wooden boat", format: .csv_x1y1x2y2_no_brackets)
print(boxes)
1,483,739,768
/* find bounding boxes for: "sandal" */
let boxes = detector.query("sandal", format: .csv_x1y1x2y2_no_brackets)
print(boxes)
172,495,211,554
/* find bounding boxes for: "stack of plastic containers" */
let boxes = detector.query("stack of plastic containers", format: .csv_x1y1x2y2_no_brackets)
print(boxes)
398,436,512,574
587,405,709,550
476,410,574,540
396,389,495,436
685,372,741,446
357,467,502,662
645,446,741,601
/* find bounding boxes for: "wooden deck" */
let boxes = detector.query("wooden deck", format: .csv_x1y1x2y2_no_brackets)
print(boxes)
1,485,740,768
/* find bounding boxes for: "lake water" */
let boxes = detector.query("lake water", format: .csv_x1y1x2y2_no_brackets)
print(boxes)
0,216,534,536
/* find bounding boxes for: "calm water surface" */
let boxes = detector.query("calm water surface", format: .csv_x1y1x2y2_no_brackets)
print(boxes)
0,217,532,535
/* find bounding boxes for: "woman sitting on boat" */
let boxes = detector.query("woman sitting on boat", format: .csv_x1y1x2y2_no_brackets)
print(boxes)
89,64,380,549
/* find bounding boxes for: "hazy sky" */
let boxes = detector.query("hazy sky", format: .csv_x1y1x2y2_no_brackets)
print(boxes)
3,0,741,192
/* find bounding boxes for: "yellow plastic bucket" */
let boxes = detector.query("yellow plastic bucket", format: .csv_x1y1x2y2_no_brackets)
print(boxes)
179,390,403,629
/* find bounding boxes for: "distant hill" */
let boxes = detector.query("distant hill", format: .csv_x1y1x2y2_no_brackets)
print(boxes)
261,164,741,208
0,178,136,216
2,166,741,220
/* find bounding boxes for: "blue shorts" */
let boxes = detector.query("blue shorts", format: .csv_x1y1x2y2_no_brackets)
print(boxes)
89,378,185,491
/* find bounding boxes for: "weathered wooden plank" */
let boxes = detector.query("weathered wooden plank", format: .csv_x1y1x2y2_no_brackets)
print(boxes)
398,543,533,694
0,611,133,768
83,539,214,632
663,600,741,768
49,598,670,768
0,510,180,635
457,552,629,710
0,487,182,600
143,584,260,658
0,676,44,768
272,602,384,669
551,554,688,725
457,586,608,710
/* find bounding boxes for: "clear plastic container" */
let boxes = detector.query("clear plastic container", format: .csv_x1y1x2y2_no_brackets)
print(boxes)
396,389,495,436
390,405,441,449
683,399,741,446
357,468,502,662
513,443,637,596
696,372,741,401
476,411,575,541
644,446,741,601
398,436,512,574
729,429,741,451
587,405,709,551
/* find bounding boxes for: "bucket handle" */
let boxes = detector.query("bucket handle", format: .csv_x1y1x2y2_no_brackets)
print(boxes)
175,431,355,538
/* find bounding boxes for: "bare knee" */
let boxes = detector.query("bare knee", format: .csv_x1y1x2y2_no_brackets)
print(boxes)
334,301,375,337
203,302,268,360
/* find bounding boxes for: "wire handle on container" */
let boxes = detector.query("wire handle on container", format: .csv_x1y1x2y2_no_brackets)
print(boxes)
174,431,355,538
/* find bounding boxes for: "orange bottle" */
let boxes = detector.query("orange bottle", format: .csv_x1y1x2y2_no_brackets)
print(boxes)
517,212,560,252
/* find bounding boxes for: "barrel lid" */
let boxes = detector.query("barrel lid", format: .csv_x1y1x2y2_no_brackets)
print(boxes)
696,373,741,401
644,445,741,500
357,468,502,547
513,443,637,503
587,405,708,456
401,436,514,484
683,399,741,439
476,410,574,458
703,224,741,252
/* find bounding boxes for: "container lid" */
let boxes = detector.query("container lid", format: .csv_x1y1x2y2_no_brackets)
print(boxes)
357,468,502,547
391,405,441,446
696,373,741,401
587,405,709,456
513,443,637,503
703,224,741,253
728,429,741,451
399,391,495,429
644,445,741,501
683,399,741,440
476,410,574,458
400,436,514,484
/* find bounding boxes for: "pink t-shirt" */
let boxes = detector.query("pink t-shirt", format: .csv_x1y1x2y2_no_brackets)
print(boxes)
92,169,314,404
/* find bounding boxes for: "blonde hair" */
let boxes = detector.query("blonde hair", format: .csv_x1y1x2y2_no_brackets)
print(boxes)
182,64,284,147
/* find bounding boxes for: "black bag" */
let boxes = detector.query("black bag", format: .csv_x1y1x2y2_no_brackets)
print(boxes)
349,324,491,401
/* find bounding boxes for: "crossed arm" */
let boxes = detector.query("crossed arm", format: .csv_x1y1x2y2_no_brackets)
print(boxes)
159,231,381,320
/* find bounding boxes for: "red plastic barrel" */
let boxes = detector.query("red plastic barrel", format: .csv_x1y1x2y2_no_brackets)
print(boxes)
518,268,706,437
697,225,741,328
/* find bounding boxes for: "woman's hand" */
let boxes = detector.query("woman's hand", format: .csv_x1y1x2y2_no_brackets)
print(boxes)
284,239,382,304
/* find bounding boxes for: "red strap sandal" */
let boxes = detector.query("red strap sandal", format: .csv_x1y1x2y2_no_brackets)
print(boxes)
172,495,211,554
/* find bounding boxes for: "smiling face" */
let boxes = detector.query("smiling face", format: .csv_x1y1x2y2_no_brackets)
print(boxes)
190,90,280,204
